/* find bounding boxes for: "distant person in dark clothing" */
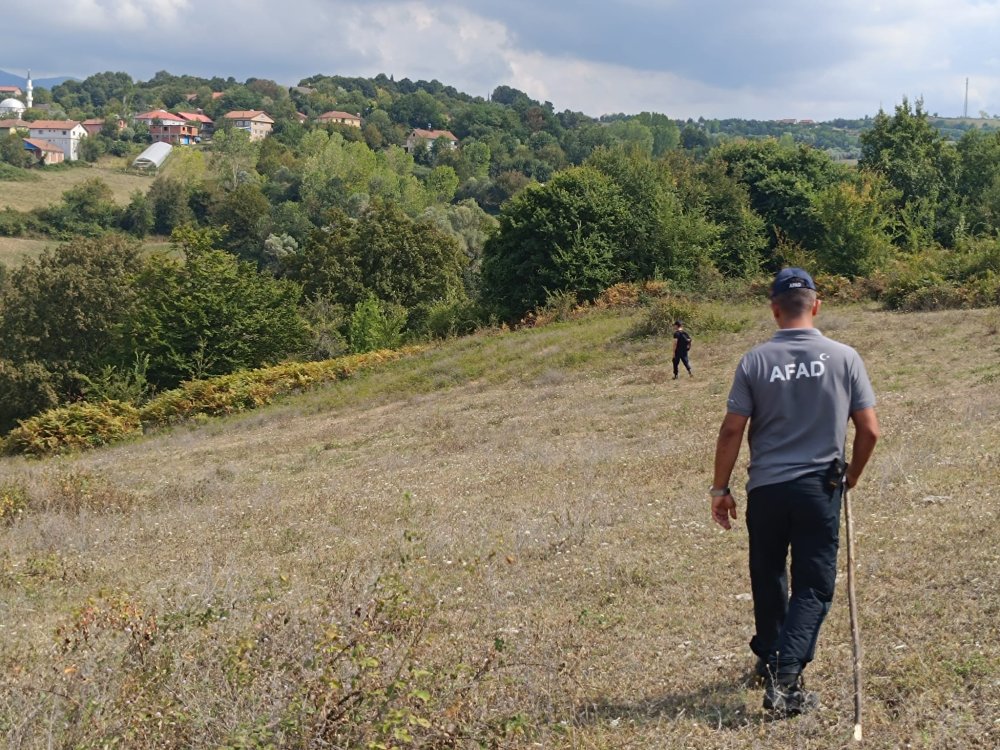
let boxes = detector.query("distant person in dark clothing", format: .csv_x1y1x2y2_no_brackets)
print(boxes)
672,321,692,379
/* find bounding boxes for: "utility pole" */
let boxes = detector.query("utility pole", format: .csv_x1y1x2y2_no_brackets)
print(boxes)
964,78,969,119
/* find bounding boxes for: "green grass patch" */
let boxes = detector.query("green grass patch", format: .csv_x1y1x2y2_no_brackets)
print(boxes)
0,163,40,182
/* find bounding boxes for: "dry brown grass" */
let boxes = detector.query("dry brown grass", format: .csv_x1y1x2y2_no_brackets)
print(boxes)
0,158,153,212
1,304,999,748
0,236,58,266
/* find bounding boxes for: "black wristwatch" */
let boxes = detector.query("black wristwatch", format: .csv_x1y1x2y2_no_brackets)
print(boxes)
709,486,731,497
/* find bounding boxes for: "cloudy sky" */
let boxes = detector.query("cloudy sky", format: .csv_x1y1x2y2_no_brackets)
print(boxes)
3,0,1000,120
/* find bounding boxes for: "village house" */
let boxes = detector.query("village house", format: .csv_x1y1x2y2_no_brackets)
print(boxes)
176,111,215,138
27,120,87,160
81,117,126,136
223,110,274,140
316,110,362,128
23,137,64,165
0,118,30,135
0,85,23,98
404,128,459,153
134,109,201,145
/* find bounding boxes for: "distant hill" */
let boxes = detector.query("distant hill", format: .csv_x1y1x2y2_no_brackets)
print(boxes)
0,69,76,90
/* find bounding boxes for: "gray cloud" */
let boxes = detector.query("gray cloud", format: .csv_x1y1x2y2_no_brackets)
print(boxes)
2,0,999,119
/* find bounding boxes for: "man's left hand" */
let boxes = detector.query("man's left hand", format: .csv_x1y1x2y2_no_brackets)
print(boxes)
711,494,737,530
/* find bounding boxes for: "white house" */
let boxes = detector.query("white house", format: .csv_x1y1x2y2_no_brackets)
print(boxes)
27,120,87,161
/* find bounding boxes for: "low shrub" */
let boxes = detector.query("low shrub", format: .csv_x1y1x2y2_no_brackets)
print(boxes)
0,163,39,182
9,573,522,747
140,349,419,426
2,400,142,456
2,349,424,457
629,296,750,339
594,281,671,309
0,482,29,525
44,469,138,514
417,294,483,339
530,289,581,326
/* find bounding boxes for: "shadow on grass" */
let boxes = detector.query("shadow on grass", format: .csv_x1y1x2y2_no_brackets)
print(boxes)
574,668,763,731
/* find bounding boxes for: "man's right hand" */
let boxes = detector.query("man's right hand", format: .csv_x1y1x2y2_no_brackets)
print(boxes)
712,494,737,530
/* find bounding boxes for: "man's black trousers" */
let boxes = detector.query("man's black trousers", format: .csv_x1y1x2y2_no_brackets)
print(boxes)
672,352,691,376
746,471,842,679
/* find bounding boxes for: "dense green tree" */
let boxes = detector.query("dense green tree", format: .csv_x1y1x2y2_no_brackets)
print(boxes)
714,139,846,261
212,182,273,262
210,127,261,190
956,129,1000,235
678,155,768,277
0,235,143,389
284,201,467,313
480,167,630,319
61,178,119,226
389,91,446,129
420,200,498,293
859,98,960,246
121,190,154,237
426,165,459,203
148,176,194,234
0,132,32,168
0,359,59,433
586,146,718,283
811,173,895,277
131,227,308,386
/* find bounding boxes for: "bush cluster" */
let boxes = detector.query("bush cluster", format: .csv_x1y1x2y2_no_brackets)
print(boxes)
0,482,29,525
629,296,751,339
2,348,422,457
3,401,143,457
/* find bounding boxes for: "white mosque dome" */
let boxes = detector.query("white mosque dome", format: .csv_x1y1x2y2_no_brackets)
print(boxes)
0,98,26,113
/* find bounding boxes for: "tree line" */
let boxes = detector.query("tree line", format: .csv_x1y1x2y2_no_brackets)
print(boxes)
2,86,1000,432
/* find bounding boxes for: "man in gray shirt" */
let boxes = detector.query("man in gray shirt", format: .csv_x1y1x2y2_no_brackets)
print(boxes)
710,267,880,716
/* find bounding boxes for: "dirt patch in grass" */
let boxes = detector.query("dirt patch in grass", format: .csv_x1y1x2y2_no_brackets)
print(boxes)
1,304,998,747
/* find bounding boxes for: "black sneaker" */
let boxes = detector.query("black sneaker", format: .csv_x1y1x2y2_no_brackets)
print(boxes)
763,674,820,717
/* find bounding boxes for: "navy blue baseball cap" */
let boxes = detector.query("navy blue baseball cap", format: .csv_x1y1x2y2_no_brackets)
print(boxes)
770,267,816,298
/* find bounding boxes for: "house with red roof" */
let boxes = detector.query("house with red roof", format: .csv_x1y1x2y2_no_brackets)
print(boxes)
134,109,201,145
23,137,64,165
0,118,30,135
316,110,362,128
176,111,215,138
404,128,458,153
81,117,126,136
222,110,274,140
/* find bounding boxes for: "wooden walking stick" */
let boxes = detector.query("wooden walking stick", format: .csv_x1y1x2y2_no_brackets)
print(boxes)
843,482,863,742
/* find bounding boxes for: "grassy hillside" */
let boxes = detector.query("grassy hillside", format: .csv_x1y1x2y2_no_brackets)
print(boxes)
2,303,999,748
0,158,154,212
0,236,175,267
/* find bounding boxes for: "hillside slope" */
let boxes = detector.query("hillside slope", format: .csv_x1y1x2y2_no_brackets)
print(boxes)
2,304,999,747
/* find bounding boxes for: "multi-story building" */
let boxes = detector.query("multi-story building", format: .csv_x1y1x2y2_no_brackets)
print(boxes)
134,109,201,145
222,110,274,141
27,120,87,160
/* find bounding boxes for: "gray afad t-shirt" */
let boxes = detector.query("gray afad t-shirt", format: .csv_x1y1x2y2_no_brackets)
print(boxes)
726,327,876,492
